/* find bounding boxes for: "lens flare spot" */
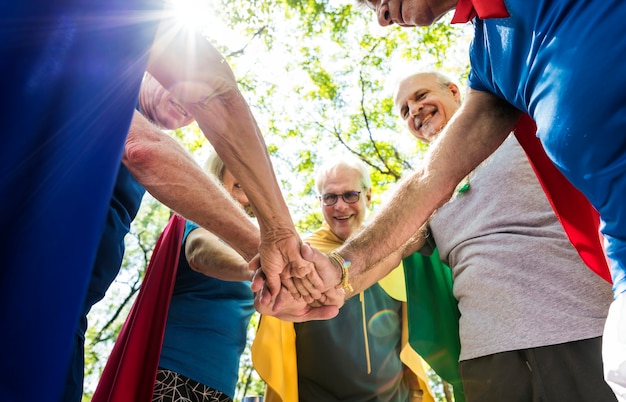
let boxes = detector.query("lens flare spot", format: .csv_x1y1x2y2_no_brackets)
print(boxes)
368,309,401,338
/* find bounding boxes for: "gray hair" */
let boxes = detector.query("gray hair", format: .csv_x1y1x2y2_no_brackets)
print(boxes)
315,155,371,194
393,71,462,108
429,71,456,91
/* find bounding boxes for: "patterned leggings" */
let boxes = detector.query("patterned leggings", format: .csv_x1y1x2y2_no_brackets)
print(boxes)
153,368,233,402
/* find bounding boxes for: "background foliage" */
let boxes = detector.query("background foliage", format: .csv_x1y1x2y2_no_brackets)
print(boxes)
83,1,472,401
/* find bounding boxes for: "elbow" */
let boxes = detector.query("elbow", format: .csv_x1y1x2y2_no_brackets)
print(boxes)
186,253,204,275
185,237,205,274
187,258,203,274
122,128,163,173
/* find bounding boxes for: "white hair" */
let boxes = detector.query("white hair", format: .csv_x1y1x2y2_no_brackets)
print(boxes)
315,155,371,194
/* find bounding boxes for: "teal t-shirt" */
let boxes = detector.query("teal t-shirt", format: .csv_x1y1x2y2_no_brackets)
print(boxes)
158,221,254,398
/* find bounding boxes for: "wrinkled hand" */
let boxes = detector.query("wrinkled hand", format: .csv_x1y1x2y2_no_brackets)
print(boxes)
253,278,341,322
317,285,348,309
290,243,343,296
250,230,324,305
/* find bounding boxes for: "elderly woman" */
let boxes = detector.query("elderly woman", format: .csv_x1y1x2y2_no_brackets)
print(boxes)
154,150,257,402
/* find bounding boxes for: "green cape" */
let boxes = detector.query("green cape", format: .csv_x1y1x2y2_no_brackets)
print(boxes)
403,249,465,402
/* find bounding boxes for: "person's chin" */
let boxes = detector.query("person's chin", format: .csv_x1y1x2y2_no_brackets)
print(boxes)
332,227,349,241
421,125,442,143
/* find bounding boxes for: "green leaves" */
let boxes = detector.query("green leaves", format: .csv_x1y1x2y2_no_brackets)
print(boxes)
84,4,472,401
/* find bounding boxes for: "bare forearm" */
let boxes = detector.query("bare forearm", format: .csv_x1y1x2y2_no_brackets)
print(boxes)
337,224,428,296
338,90,521,281
347,253,403,297
146,21,295,238
191,92,293,236
186,228,255,281
124,111,260,260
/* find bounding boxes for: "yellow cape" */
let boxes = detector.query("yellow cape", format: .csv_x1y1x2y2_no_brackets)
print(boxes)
251,223,434,402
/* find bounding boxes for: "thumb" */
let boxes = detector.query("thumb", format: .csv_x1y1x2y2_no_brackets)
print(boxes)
300,242,317,262
301,243,340,292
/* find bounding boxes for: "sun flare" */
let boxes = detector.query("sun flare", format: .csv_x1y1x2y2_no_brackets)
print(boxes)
167,0,215,31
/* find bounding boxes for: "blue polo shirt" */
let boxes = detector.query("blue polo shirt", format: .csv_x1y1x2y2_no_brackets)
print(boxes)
467,0,626,296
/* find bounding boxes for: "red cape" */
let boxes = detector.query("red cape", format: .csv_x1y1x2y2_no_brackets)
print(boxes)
514,114,611,283
451,0,510,24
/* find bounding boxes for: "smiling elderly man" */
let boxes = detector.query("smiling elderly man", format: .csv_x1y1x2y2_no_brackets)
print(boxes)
253,155,433,402
391,71,615,402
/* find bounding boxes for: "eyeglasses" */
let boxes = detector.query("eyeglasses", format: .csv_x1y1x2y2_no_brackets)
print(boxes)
321,191,361,206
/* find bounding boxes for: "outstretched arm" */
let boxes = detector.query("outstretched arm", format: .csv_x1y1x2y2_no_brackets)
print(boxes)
124,111,260,261
145,18,310,300
295,90,521,297
293,232,426,299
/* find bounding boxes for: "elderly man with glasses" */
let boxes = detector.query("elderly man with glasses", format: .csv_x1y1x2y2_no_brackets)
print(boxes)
252,155,433,402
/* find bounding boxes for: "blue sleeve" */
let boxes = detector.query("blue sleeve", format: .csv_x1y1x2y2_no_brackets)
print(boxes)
183,220,200,244
466,21,489,93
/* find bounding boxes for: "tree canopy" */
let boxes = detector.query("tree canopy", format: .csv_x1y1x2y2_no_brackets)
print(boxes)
83,2,473,401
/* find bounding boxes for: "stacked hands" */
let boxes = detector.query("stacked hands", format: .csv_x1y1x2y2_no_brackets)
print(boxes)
250,236,348,322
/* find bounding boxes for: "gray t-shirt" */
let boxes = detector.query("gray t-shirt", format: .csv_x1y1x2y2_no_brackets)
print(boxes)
429,135,613,361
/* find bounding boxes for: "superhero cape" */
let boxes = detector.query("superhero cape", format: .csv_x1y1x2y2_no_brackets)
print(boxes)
451,0,510,23
93,214,185,402
403,249,465,402
513,114,611,283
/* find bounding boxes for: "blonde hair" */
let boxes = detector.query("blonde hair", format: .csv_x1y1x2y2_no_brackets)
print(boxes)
204,150,255,218
204,150,226,181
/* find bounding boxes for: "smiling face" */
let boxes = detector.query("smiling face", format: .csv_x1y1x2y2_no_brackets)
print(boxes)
359,0,457,27
394,72,461,143
319,167,371,241
139,74,195,130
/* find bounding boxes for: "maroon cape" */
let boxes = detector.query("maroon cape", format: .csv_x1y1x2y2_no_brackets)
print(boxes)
93,214,185,402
